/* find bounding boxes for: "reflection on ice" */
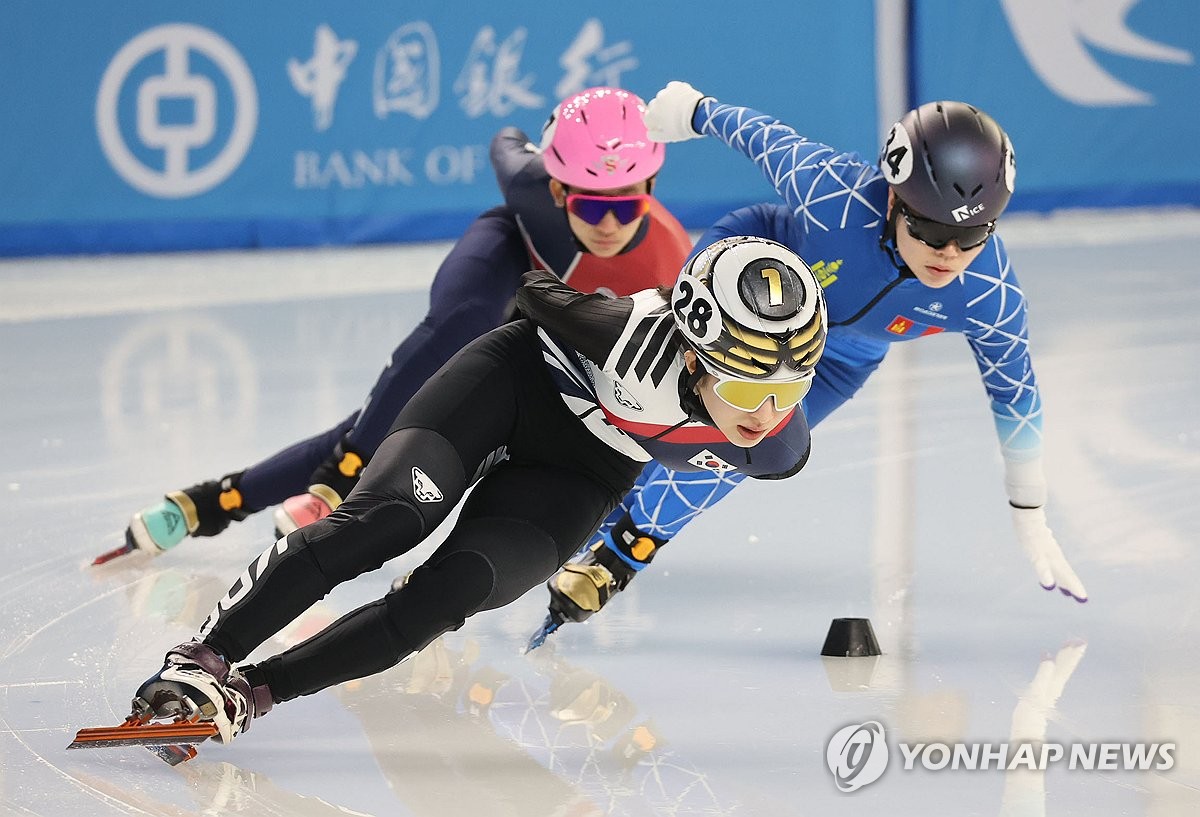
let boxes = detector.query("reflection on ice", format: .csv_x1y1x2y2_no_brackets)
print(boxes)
2,213,1199,815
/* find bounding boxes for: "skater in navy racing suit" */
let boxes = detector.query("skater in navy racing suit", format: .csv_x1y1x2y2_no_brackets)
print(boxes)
114,87,693,563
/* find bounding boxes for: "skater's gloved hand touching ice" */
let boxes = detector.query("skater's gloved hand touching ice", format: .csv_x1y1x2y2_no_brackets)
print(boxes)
1010,505,1087,602
1005,458,1086,602
644,81,710,143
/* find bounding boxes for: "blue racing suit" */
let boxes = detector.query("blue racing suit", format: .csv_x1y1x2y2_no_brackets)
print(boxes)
596,100,1043,569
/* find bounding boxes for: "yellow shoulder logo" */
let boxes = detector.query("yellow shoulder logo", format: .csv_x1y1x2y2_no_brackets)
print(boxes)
810,259,843,288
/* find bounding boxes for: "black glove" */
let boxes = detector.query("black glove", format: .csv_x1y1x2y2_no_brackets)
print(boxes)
306,437,368,501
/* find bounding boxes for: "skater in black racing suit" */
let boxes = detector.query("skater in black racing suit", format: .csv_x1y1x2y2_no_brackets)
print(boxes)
130,235,827,746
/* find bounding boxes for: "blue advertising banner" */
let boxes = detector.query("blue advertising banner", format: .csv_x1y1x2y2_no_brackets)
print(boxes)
910,0,1200,210
0,2,880,256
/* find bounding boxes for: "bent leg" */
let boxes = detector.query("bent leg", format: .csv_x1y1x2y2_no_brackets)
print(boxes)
255,460,633,702
195,324,531,664
198,426,470,662
341,210,528,455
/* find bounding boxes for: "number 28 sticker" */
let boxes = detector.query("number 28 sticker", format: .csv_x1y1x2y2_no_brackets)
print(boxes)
671,273,722,346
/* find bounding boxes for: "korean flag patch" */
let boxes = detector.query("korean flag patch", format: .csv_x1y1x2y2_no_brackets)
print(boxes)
687,449,737,474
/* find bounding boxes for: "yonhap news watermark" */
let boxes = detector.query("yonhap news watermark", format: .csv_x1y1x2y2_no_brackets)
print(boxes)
826,721,1176,793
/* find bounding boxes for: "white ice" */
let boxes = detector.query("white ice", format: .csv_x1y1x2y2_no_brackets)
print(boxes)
1,208,1198,816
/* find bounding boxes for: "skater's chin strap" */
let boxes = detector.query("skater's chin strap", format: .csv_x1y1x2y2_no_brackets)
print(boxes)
879,205,915,278
618,363,713,445
676,365,715,428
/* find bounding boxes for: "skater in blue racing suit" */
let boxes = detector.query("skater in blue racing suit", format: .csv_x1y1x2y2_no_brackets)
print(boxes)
535,83,1087,642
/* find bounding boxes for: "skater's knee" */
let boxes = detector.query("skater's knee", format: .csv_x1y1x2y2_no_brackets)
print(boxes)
385,551,494,651
299,501,425,585
430,517,562,611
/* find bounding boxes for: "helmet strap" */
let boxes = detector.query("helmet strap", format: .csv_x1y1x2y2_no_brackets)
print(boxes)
882,196,899,244
677,363,715,427
879,200,913,276
560,202,591,254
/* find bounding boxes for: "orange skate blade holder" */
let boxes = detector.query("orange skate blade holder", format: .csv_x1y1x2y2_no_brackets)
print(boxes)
91,542,136,566
68,710,218,752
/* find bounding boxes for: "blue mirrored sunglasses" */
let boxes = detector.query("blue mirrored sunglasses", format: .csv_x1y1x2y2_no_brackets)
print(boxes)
565,194,652,226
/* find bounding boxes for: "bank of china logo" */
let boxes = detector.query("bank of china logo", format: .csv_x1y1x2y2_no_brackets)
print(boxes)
1000,0,1193,105
96,24,258,198
412,467,443,503
827,721,889,793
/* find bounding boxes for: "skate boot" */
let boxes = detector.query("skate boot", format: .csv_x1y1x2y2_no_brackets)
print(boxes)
125,473,249,556
526,517,666,651
547,531,659,623
134,642,273,745
273,440,366,537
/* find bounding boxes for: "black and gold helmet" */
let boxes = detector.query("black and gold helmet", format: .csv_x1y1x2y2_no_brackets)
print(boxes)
670,236,826,383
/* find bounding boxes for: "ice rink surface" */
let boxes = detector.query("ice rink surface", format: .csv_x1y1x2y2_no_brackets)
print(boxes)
2,209,1199,816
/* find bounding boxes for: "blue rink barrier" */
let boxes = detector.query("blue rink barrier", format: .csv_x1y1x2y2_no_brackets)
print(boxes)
0,2,878,256
1,1,1196,256
910,0,1200,212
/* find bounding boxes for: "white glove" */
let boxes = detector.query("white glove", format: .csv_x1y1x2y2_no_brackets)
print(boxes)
1010,505,1088,602
644,81,709,143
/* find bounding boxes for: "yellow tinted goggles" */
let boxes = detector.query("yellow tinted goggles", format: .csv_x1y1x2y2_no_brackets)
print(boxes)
712,376,812,412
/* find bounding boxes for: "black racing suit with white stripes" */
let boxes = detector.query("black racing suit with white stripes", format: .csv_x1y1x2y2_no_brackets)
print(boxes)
196,272,811,703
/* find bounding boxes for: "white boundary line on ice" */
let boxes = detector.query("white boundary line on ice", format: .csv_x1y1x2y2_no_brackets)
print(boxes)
1,207,1197,324
0,242,452,324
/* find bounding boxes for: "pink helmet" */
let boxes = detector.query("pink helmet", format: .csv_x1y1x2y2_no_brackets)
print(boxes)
539,87,665,189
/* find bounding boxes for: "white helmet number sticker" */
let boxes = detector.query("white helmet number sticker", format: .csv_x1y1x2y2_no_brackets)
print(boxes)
881,122,913,184
1004,136,1017,192
671,273,722,346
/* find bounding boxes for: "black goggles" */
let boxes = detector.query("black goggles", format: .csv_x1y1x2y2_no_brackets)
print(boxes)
899,203,995,251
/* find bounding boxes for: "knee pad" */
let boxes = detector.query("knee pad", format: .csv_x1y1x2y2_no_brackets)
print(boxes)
429,517,562,611
385,551,494,652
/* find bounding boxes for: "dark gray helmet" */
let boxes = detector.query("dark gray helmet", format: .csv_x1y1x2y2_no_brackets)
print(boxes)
879,101,1016,227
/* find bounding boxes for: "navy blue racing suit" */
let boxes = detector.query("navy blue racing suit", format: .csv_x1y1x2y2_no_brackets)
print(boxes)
233,128,692,512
